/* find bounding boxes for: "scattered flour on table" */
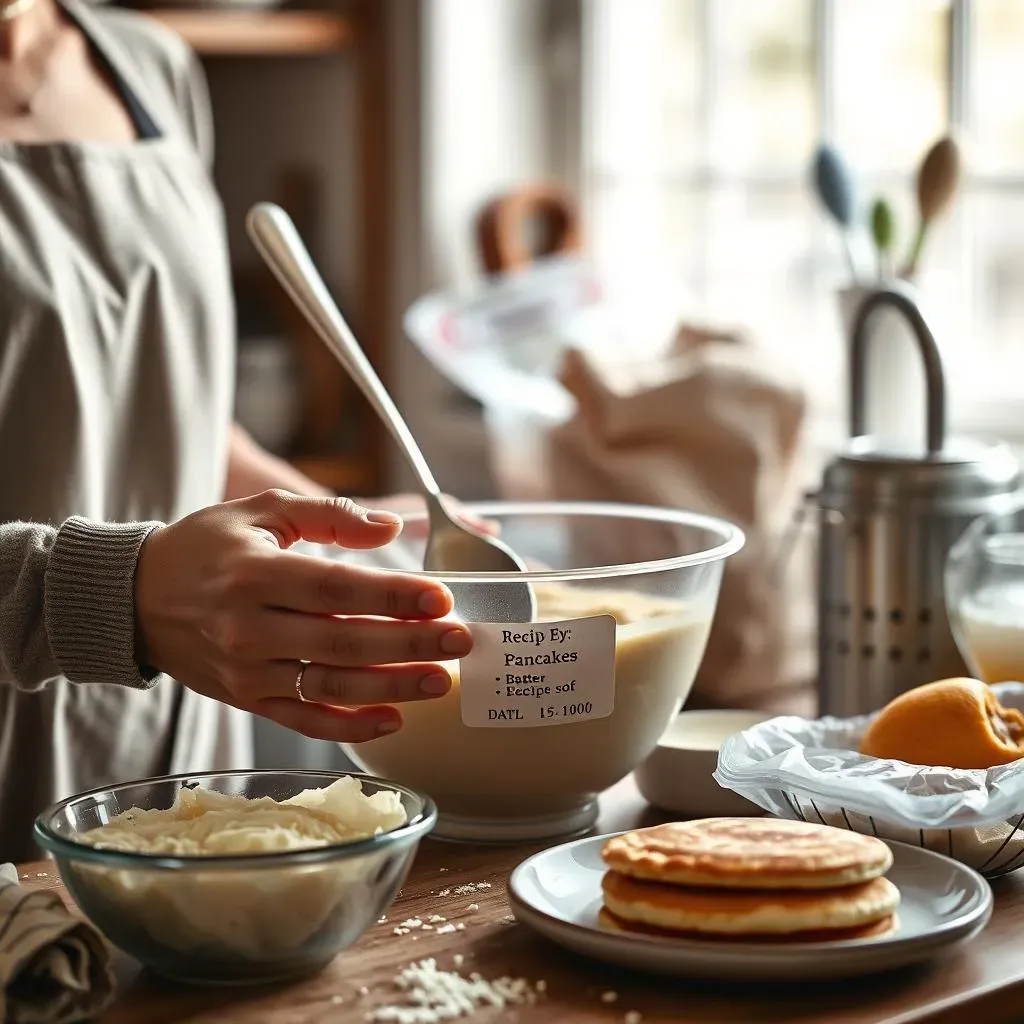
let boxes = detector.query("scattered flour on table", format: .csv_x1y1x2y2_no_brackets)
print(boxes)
365,958,543,1023
452,883,491,896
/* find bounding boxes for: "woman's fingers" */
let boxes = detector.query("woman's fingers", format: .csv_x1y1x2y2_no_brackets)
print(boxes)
238,610,473,667
251,661,452,705
241,490,406,550
362,493,500,539
181,674,404,743
257,698,402,743
256,550,453,619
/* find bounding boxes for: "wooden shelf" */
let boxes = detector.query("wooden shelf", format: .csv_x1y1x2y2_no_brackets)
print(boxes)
146,9,355,56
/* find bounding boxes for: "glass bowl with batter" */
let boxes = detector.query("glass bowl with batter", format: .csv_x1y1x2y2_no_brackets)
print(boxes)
34,770,435,985
327,501,744,843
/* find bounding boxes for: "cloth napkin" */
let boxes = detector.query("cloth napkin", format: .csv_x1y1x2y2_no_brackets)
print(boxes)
547,323,816,714
0,864,115,1024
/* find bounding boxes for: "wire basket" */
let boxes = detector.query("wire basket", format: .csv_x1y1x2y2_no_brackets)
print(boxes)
770,789,1024,879
715,682,1024,879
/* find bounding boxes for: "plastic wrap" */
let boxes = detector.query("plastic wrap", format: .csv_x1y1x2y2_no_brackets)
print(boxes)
714,683,1024,876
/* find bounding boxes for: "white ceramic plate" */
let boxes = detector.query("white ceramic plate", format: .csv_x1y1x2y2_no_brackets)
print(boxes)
508,833,992,981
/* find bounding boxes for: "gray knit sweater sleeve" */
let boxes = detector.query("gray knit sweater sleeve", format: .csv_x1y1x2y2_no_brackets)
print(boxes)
0,517,163,691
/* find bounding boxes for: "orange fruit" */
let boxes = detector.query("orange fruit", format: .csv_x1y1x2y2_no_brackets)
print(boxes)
859,678,1024,770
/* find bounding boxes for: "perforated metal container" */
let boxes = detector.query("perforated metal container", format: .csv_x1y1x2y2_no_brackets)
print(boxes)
813,284,1020,717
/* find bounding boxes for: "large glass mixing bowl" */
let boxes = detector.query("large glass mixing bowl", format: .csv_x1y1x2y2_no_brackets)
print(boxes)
946,494,1024,683
314,501,744,843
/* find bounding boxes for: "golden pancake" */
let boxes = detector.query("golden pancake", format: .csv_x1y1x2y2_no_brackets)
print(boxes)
602,818,892,889
596,905,898,943
601,871,900,936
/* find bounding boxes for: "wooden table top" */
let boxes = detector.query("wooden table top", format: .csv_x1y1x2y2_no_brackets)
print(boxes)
17,777,1024,1024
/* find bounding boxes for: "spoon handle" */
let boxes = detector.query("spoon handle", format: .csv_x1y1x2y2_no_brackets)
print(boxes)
247,202,442,499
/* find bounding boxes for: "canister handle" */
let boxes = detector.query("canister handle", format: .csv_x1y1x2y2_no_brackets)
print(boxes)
849,282,947,455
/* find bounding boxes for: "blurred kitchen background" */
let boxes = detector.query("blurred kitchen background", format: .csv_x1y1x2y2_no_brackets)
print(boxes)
142,0,1024,766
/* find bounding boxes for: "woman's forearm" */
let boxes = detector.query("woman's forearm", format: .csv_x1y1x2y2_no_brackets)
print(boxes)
0,519,160,691
224,423,332,500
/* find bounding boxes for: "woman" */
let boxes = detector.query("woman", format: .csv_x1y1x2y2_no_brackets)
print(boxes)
0,0,439,859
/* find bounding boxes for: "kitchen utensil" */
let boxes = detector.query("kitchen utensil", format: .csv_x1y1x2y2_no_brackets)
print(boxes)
811,143,861,280
475,182,582,276
34,771,436,985
508,833,992,981
810,281,1020,717
246,202,537,623
869,195,896,280
835,284,926,449
902,134,962,278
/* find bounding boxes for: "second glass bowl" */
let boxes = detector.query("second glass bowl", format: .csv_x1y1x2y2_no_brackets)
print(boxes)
34,771,435,985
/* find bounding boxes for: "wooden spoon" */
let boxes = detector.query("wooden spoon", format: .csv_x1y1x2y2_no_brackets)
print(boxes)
902,135,962,278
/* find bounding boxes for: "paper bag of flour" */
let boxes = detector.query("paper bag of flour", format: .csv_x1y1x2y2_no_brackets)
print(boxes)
547,326,814,713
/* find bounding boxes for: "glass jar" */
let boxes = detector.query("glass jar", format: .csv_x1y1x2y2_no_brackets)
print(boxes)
946,495,1024,683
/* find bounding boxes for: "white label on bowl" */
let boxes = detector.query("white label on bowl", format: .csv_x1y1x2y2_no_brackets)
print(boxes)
459,615,616,728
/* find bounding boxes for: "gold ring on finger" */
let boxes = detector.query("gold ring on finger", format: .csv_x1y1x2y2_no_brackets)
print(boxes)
295,660,312,702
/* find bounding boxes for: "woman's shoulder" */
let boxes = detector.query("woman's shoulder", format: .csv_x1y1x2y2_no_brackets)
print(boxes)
85,3,214,163
90,4,195,87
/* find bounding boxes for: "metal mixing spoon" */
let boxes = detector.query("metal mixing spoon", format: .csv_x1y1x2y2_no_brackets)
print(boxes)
247,202,537,623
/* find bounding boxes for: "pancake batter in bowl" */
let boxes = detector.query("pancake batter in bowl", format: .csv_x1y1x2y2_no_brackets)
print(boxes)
348,581,713,839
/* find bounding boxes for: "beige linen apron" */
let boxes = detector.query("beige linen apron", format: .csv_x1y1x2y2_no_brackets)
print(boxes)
0,0,252,861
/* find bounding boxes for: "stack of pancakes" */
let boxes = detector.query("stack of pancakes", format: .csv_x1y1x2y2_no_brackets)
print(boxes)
599,818,900,943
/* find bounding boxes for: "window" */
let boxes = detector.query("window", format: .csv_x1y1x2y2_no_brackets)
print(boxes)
582,0,1024,437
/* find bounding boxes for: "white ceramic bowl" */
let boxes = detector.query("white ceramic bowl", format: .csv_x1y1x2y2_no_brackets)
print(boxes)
634,709,772,817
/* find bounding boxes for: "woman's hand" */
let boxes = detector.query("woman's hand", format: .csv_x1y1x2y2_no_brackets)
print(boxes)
134,490,473,743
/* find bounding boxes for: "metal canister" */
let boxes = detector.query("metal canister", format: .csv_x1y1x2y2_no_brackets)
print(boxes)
814,284,1020,717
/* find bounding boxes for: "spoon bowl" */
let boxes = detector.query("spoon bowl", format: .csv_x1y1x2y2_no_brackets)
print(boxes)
246,202,537,623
